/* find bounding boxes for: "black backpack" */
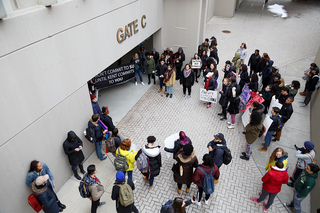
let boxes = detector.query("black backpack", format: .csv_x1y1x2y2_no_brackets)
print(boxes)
84,126,96,143
79,180,91,198
217,147,232,165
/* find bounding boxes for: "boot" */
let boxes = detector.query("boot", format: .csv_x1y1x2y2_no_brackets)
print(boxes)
177,188,181,194
214,179,219,184
186,188,190,193
299,90,306,96
79,165,86,174
57,201,66,209
73,169,81,180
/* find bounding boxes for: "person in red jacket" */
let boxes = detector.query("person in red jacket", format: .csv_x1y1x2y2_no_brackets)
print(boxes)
192,154,220,206
250,161,289,212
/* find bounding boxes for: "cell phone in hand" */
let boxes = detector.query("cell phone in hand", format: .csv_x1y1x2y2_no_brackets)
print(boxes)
192,195,196,201
294,144,297,150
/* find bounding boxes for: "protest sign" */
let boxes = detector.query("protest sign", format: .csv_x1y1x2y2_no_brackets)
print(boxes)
164,133,179,158
267,95,283,117
191,59,202,69
200,88,217,103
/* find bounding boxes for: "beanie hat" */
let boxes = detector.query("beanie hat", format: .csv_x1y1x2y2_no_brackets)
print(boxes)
90,94,96,101
116,171,125,182
102,106,108,113
147,136,156,143
304,141,314,150
35,174,49,186
210,36,216,40
152,48,156,52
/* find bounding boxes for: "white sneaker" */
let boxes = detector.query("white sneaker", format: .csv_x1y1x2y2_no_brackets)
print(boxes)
135,82,137,86
195,200,201,206
141,82,145,85
182,94,186,97
204,199,209,205
187,95,191,98
227,121,231,125
228,124,235,129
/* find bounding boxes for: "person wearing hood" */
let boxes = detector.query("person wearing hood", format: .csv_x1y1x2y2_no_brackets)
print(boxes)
138,45,146,73
88,113,108,161
151,48,159,64
31,175,61,213
82,164,106,213
173,143,198,194
287,141,316,187
164,131,192,158
218,78,231,121
286,163,319,213
135,136,161,189
115,139,137,181
240,111,263,161
232,52,241,74
163,47,174,65
237,43,247,64
248,49,261,75
264,147,288,171
207,133,226,171
222,61,236,79
63,131,85,180
144,52,156,85
174,47,185,81
90,94,102,117
250,161,289,212
261,60,274,89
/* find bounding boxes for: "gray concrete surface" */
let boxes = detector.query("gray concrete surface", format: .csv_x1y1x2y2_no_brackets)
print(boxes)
54,0,320,212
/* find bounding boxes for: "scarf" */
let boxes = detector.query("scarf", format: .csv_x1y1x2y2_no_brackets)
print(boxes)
183,69,191,78
164,69,173,82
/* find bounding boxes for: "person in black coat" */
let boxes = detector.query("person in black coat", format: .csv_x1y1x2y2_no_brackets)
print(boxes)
248,49,261,75
222,61,236,79
248,73,259,92
274,97,293,141
156,60,168,93
111,171,139,213
100,106,115,132
239,64,250,91
135,136,161,189
227,77,241,129
181,64,194,98
301,68,319,107
151,48,160,65
218,78,231,121
164,131,192,158
209,46,219,65
174,47,186,81
207,133,227,169
63,131,85,180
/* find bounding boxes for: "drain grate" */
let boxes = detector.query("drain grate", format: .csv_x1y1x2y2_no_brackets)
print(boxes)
222,30,231,34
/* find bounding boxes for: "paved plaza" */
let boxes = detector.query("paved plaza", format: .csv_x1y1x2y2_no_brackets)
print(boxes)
56,0,320,212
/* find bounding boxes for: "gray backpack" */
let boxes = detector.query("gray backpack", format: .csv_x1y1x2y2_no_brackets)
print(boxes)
114,148,129,172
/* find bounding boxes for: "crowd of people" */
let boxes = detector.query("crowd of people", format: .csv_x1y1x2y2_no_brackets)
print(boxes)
26,38,320,213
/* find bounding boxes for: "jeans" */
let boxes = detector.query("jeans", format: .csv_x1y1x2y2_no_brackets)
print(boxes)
166,86,173,94
149,177,154,186
91,199,100,213
134,69,143,82
197,186,210,202
288,189,306,213
257,188,277,209
264,131,275,149
95,141,103,160
159,77,164,89
304,89,313,105
125,171,133,180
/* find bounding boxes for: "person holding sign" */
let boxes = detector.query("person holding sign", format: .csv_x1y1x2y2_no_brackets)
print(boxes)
204,72,217,109
190,53,202,83
181,64,194,98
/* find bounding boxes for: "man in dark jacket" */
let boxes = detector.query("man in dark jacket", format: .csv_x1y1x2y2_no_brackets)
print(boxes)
63,131,85,180
90,94,102,117
274,96,293,141
174,47,185,80
88,114,107,161
300,68,319,107
261,60,274,89
100,106,115,132
207,133,226,172
111,171,138,213
248,49,261,75
209,46,219,65
135,136,161,189
156,60,167,93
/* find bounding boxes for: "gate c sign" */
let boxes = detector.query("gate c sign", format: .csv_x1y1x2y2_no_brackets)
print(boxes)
117,15,147,44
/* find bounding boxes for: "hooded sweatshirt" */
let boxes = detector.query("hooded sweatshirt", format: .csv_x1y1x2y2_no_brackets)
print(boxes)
294,170,318,198
136,144,162,178
262,60,274,79
63,131,84,166
174,47,185,68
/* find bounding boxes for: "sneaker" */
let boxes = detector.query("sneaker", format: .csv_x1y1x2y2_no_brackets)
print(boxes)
263,202,268,212
218,113,224,116
286,202,294,207
166,93,169,97
141,82,145,85
186,188,190,193
227,121,232,125
204,199,209,205
101,156,107,161
149,183,154,189
261,143,265,146
170,94,172,98
258,192,268,199
240,155,249,161
195,200,201,206
250,197,260,204
135,82,137,86
207,105,211,108
143,176,149,182
220,117,227,121
214,178,219,184
182,94,186,97
227,124,235,129
187,95,191,98
148,82,151,85
300,104,307,107
259,147,268,152
161,94,163,97
99,202,106,207
164,91,167,94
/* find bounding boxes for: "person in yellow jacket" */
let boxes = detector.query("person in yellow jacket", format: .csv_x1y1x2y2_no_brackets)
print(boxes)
265,147,288,171
115,139,137,180
164,64,176,98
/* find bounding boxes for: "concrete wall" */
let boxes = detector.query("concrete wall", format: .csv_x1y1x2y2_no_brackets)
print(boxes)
0,0,163,212
206,0,216,23
215,0,237,17
310,46,320,213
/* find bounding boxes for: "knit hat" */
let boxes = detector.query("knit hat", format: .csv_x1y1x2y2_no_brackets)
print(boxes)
116,171,125,182
214,133,224,141
102,106,108,113
35,174,49,186
304,141,314,150
147,136,156,143
152,48,156,52
90,94,96,100
206,72,213,78
210,36,216,40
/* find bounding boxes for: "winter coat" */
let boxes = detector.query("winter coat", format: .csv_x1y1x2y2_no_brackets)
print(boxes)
151,50,160,64
88,120,104,142
131,58,141,71
265,155,288,171
252,104,265,115
164,71,176,87
295,149,316,169
266,114,281,132
278,94,289,105
209,48,219,64
227,96,240,115
207,139,227,167
91,102,102,117
63,131,85,166
248,53,261,71
284,85,298,97
201,43,210,53
163,199,192,213
260,89,272,102
257,59,267,73
206,77,217,91
31,182,59,213
116,148,137,171
174,50,185,68
111,178,136,213
181,69,194,87
219,83,231,107
144,58,156,75
245,123,263,144
156,63,167,76
239,69,250,89
82,173,104,201
193,164,220,188
200,54,208,70
232,52,241,73
294,170,318,198
249,81,258,92
163,50,174,65
138,46,146,60
204,68,219,82
261,166,289,193
306,73,320,92
136,145,162,178
173,150,198,185
100,113,115,132
26,163,54,186
279,103,293,123
262,60,273,80
237,48,247,61
164,137,192,158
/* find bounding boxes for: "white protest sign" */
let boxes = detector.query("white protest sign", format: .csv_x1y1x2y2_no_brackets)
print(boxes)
200,88,217,103
242,108,251,127
267,95,282,117
191,59,201,69
164,133,179,158
262,115,273,136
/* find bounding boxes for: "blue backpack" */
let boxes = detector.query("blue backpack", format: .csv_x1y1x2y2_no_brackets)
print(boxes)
160,199,173,213
197,167,215,194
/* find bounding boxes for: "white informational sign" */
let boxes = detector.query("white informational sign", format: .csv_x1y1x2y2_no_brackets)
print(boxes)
200,88,218,103
191,59,201,69
262,115,273,136
267,95,283,117
164,133,179,158
131,143,137,152
242,108,251,127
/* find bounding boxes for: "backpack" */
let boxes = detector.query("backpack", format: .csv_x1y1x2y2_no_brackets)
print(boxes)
313,74,320,89
219,147,232,165
136,149,150,178
117,179,134,207
79,180,91,198
105,137,116,153
28,193,43,212
197,167,215,194
160,199,173,213
84,126,96,143
214,78,218,89
114,148,129,172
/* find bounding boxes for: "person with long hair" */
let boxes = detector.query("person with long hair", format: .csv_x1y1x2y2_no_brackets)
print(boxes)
227,77,241,129
131,52,145,86
239,64,250,91
259,84,273,114
192,154,220,206
181,64,194,98
265,148,288,171
248,73,259,92
115,139,137,181
164,64,176,98
200,50,208,81
257,53,270,74
161,197,195,213
237,42,247,64
164,131,192,158
218,78,231,121
240,111,263,160
190,53,202,82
